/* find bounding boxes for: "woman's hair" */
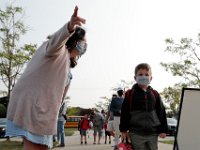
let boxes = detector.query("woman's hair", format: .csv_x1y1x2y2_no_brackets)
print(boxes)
66,27,86,52
70,57,77,68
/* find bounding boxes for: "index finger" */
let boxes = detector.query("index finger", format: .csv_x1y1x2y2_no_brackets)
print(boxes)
73,6,78,17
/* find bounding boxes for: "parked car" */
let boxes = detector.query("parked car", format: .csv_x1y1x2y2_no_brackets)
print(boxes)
0,118,7,138
167,117,177,135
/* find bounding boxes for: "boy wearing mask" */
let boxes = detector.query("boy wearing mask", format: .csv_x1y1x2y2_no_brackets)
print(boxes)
120,63,168,150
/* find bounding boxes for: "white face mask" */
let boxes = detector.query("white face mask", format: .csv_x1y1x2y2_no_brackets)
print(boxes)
75,41,87,56
136,75,151,86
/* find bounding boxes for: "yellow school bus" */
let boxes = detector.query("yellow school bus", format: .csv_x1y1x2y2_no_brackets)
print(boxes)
65,116,83,128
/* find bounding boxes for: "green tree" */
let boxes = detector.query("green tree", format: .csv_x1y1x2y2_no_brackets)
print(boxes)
0,103,6,117
160,34,200,115
95,96,112,112
160,83,187,118
0,5,36,99
161,35,200,87
96,80,133,112
67,107,80,116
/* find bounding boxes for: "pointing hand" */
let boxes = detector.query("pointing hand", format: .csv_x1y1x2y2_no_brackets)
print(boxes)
68,6,86,33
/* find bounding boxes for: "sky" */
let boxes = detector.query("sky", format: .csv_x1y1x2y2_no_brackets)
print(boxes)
1,0,200,108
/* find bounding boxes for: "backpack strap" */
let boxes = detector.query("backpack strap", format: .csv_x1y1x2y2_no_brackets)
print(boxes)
151,90,158,99
125,89,134,110
150,89,159,107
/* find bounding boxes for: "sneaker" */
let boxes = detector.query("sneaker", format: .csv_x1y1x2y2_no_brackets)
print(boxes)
113,145,118,150
85,141,87,144
109,140,111,144
81,141,83,144
59,144,65,147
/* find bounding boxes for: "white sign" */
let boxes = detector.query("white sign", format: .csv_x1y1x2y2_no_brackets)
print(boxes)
174,88,200,150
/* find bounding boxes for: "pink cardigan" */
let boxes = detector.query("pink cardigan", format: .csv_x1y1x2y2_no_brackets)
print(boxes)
7,23,71,135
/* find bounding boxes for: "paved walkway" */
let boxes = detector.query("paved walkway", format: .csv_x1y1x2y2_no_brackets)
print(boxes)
53,131,173,150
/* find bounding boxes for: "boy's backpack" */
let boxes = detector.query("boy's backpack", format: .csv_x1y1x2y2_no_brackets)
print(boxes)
126,88,158,110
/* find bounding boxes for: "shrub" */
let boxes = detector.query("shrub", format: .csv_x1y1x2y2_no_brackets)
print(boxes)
0,104,6,118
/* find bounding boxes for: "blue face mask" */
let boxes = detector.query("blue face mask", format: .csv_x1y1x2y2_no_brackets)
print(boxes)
75,41,87,56
136,75,151,86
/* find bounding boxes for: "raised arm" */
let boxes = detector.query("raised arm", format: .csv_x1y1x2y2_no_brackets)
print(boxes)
46,6,86,56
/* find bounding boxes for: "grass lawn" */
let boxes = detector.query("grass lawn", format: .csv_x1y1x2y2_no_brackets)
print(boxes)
52,128,76,148
0,128,77,149
0,140,23,150
159,140,174,145
65,127,77,136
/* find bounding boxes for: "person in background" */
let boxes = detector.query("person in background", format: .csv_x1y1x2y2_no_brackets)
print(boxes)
106,94,117,137
57,101,67,147
78,117,84,135
6,6,87,150
100,110,106,138
89,108,96,121
91,109,104,144
110,87,124,150
79,114,90,145
103,121,111,144
55,52,78,147
120,63,168,150
101,109,106,118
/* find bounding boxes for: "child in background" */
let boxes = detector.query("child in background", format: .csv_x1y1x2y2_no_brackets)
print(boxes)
104,122,111,144
78,117,84,135
79,114,90,144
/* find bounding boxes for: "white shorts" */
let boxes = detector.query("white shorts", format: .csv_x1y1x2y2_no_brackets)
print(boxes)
113,116,120,134
107,120,114,132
